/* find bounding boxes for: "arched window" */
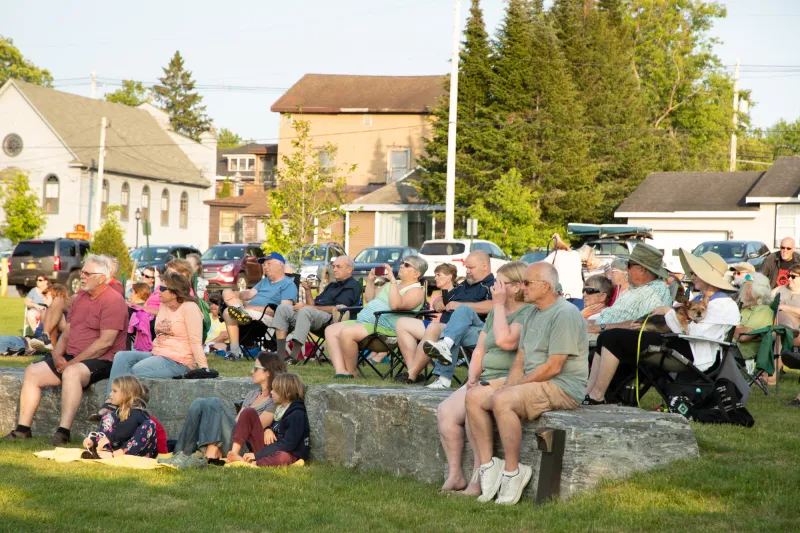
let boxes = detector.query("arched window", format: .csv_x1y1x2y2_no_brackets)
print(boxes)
179,191,189,229
160,188,170,226
43,175,59,214
141,185,150,221
120,182,130,221
101,179,109,217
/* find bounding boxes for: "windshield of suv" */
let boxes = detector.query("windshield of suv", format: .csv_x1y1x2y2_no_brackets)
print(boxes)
300,245,326,261
420,242,465,256
13,242,54,258
202,246,245,260
130,247,171,261
693,242,745,260
355,248,404,263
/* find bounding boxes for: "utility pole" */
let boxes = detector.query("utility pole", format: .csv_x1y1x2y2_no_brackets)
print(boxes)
93,117,108,233
729,58,740,172
444,0,461,240
91,71,97,99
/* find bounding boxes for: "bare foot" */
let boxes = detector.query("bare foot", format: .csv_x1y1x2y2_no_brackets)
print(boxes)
439,477,467,493
458,483,482,497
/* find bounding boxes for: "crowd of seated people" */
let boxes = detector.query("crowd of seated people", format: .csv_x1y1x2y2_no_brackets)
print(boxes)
12,233,800,504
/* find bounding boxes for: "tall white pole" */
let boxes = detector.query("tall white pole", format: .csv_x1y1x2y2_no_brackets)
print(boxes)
729,58,740,172
94,117,108,233
444,0,461,240
91,71,97,99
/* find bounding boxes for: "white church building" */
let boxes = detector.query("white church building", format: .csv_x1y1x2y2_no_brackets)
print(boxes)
0,79,216,250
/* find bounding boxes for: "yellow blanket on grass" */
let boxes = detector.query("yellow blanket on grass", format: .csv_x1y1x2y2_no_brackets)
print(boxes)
34,448,168,470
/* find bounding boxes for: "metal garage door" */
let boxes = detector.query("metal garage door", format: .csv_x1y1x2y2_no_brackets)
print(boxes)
650,230,729,259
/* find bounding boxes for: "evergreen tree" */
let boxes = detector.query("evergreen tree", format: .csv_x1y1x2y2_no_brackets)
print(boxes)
105,80,147,107
218,178,232,198
152,51,212,141
90,206,132,278
418,0,496,212
0,169,46,243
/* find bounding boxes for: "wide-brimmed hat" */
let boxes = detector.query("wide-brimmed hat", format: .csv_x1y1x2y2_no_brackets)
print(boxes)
628,243,669,279
730,262,756,274
679,248,736,291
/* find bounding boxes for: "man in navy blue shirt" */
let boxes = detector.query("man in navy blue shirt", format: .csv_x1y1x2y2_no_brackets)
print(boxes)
222,252,298,361
272,255,361,362
397,251,495,388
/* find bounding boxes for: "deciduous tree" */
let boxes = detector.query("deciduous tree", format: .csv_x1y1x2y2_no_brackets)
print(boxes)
0,169,47,243
105,80,147,107
0,36,52,87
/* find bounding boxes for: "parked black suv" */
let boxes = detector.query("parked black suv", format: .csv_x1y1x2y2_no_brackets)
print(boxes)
10,238,90,295
130,244,201,275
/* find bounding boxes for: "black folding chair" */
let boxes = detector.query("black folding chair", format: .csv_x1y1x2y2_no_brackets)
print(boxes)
237,273,302,360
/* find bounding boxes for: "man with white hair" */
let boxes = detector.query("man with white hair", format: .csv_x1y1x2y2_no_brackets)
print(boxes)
272,255,361,363
3,255,129,445
465,262,589,505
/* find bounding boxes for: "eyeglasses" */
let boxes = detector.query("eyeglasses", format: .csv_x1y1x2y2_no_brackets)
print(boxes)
781,247,794,251
582,287,600,295
36,278,47,282
80,271,102,277
253,364,268,372
626,262,641,270
521,279,547,287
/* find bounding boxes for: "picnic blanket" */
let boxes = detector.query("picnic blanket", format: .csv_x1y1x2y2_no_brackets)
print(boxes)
34,448,168,469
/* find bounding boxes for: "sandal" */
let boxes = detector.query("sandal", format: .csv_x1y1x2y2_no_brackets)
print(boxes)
581,395,606,406
333,373,355,379
88,402,116,422
227,306,252,326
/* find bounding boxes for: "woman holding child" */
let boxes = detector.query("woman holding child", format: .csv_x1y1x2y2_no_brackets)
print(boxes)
436,261,531,494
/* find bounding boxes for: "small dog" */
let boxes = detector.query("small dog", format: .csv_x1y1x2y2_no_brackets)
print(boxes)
641,297,708,334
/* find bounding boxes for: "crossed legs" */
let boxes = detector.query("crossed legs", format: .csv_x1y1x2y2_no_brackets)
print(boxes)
406,323,445,381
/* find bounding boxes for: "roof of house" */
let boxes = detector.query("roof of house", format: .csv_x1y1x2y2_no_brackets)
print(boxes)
271,74,447,114
747,156,800,198
344,171,443,211
616,171,764,213
6,79,209,187
216,143,277,176
205,187,368,216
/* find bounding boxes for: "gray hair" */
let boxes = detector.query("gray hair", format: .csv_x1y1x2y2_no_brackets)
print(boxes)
404,255,428,279
585,274,613,302
535,261,560,293
335,255,355,270
739,272,772,306
85,254,112,279
107,256,119,276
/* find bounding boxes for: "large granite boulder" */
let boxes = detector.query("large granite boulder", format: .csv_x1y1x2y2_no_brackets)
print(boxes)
0,370,699,501
306,385,699,501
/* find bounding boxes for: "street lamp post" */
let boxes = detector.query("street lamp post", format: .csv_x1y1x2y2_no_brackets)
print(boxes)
135,208,141,249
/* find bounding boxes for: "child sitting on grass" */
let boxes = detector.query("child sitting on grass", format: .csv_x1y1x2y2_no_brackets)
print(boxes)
233,373,310,467
82,375,158,459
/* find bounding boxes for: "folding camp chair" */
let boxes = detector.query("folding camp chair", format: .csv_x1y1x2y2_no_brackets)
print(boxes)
237,273,302,361
301,280,365,366
450,344,476,385
742,293,797,397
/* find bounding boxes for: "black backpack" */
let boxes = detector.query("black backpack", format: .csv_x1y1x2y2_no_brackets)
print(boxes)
667,377,755,428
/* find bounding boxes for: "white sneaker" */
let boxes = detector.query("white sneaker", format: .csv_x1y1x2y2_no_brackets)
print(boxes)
422,339,452,365
477,457,505,502
426,376,452,389
495,464,533,505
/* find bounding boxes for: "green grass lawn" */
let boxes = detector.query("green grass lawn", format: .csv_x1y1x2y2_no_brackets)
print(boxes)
2,297,800,532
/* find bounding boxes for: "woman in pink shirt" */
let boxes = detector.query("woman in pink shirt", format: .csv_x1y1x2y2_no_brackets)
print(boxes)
94,272,210,417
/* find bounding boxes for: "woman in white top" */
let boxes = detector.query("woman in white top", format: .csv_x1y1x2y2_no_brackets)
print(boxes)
585,249,740,404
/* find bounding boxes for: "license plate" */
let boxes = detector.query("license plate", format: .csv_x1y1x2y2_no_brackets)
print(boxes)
26,263,37,270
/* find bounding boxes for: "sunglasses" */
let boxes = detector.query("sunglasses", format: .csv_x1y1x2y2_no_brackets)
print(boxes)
400,262,414,269
37,278,47,282
253,364,268,372
781,247,794,251
521,279,547,287
142,274,154,279
582,287,600,295
158,285,169,293
790,275,800,280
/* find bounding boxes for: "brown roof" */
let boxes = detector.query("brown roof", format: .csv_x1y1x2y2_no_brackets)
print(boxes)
7,79,209,187
348,172,442,208
747,156,800,198
617,171,764,213
271,74,446,114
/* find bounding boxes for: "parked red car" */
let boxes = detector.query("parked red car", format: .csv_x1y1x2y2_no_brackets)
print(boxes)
201,244,265,293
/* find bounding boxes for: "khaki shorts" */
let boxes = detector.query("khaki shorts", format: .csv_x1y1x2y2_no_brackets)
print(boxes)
486,378,578,420
245,308,274,325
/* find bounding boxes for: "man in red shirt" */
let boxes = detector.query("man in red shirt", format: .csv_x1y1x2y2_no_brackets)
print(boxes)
3,255,129,445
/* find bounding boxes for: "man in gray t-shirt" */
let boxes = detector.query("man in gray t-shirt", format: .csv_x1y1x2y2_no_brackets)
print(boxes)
465,262,588,505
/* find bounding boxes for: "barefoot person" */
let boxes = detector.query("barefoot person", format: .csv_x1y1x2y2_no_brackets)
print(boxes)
4,255,128,445
436,261,531,494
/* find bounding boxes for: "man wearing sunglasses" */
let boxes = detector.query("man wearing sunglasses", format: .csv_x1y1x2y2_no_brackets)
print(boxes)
759,237,800,289
272,255,361,363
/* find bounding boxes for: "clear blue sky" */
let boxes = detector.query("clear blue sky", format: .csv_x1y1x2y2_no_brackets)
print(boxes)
6,0,799,141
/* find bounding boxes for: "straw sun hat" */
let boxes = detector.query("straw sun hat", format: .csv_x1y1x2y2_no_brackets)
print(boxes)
678,248,736,291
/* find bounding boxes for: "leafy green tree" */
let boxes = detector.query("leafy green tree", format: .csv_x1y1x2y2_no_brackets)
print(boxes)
218,178,232,198
0,35,52,87
265,117,354,261
90,206,132,278
0,169,47,243
152,51,212,141
764,118,800,159
217,128,244,149
105,80,147,107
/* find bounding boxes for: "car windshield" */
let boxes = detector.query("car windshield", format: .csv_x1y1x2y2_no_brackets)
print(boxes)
355,248,404,263
202,246,245,260
420,242,465,255
12,242,54,258
299,245,326,261
693,242,746,260
520,252,547,263
130,247,171,261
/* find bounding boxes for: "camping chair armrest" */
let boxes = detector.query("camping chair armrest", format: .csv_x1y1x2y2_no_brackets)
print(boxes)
661,332,733,347
373,309,431,318
335,306,363,322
